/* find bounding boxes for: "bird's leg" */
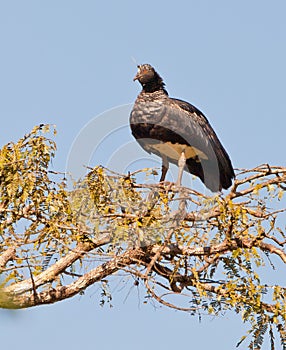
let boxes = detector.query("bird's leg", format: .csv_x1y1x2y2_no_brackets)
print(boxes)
160,156,169,182
176,150,186,186
159,156,175,192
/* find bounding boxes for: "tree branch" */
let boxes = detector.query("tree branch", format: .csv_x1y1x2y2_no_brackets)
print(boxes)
3,241,99,296
1,247,144,309
0,247,16,269
259,242,286,263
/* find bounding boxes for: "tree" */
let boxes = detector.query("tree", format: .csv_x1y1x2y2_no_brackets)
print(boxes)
0,125,285,349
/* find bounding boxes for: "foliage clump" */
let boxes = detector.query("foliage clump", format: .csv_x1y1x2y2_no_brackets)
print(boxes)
0,125,285,349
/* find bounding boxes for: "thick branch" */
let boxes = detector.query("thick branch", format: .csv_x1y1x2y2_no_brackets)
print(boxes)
151,240,231,257
3,237,109,296
151,239,286,264
1,247,144,309
0,247,16,269
259,242,286,263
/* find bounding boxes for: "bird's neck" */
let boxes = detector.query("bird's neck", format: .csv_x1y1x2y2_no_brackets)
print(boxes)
141,73,167,93
142,81,168,94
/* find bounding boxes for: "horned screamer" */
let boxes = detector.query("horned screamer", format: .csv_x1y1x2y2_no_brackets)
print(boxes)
130,64,234,191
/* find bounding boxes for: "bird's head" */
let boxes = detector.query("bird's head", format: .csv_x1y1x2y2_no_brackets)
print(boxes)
133,64,165,92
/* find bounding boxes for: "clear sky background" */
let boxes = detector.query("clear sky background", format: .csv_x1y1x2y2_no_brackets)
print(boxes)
0,1,285,349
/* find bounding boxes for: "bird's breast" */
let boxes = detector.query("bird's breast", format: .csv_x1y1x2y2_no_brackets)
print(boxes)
130,99,165,125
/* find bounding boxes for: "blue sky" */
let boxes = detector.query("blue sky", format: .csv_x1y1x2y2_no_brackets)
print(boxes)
0,1,285,349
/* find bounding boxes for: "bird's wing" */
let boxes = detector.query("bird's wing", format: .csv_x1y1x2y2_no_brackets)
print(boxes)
145,97,218,161
168,98,229,160
169,98,234,190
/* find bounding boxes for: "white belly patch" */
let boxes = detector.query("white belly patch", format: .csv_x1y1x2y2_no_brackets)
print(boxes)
147,141,208,161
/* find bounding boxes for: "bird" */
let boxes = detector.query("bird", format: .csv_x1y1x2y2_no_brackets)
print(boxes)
129,64,234,192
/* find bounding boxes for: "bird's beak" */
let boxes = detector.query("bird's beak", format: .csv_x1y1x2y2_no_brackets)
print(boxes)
133,73,140,81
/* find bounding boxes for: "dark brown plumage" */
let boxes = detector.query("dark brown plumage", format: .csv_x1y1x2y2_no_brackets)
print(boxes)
130,64,234,192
